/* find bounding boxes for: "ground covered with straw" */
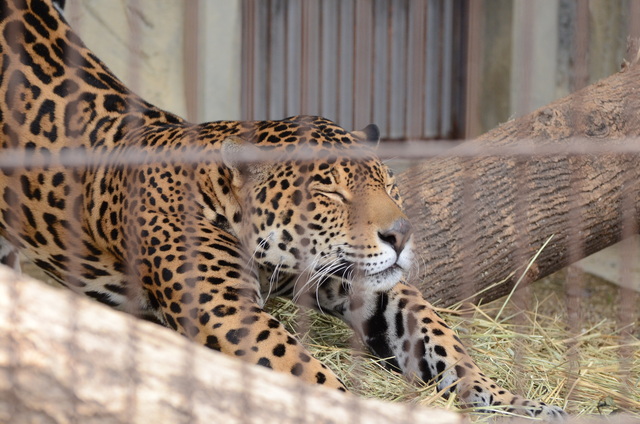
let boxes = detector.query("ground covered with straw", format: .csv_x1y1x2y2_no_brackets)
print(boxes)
25,261,638,420
269,270,639,421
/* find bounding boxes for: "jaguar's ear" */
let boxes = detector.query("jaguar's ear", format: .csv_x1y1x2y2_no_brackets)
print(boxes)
53,0,66,11
220,136,271,188
350,123,381,149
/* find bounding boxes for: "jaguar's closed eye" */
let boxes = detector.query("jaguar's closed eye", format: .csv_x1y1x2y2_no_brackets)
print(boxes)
315,188,349,203
317,189,347,203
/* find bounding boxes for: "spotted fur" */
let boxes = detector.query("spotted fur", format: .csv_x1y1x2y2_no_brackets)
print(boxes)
0,0,565,419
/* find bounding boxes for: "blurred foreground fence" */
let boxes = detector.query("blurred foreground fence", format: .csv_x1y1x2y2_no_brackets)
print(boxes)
1,0,639,423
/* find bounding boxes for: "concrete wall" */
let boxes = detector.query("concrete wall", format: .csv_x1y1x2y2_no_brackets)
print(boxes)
64,1,632,133
473,0,633,135
510,0,560,117
66,0,241,123
197,0,242,122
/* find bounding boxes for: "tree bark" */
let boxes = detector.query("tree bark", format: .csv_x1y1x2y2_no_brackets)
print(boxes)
0,265,461,424
400,60,640,306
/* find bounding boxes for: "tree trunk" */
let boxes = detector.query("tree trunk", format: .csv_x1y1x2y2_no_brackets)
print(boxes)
400,60,640,306
0,265,461,424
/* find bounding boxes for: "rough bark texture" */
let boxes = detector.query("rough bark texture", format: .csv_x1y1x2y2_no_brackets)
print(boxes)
5,268,640,423
401,61,640,306
0,265,461,424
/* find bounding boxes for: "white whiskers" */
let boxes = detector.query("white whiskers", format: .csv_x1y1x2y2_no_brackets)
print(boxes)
291,244,350,306
264,260,283,302
246,233,273,305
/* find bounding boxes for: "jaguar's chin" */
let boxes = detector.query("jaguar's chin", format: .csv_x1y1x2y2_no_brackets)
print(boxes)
320,259,405,292
365,264,405,292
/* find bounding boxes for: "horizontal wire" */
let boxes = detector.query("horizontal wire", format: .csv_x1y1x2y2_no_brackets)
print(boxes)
2,137,640,170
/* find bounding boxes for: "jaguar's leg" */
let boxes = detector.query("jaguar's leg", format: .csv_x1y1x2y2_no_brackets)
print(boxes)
133,213,346,391
313,280,565,419
0,235,21,273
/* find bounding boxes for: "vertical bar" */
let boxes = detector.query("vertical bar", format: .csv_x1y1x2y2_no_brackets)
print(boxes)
318,1,324,115
368,0,377,128
630,1,640,41
283,0,290,115
419,1,428,139
406,0,426,140
572,0,589,91
254,1,269,120
510,155,533,395
400,0,410,138
2,14,27,424
269,0,287,119
508,1,537,392
565,10,589,397
371,0,389,137
565,154,586,404
450,0,469,139
617,167,639,401
335,0,343,124
125,0,142,95
266,0,273,118
383,0,394,138
388,0,408,139
286,0,302,116
320,0,338,121
563,3,589,398
440,0,454,138
353,0,373,130
241,0,256,119
124,1,144,419
300,0,308,114
436,0,446,138
458,0,480,329
184,0,200,122
423,0,441,139
464,0,484,139
511,0,534,118
304,0,320,115
179,27,200,413
337,0,354,130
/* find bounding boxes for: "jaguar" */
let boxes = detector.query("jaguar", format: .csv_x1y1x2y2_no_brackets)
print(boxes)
0,0,565,419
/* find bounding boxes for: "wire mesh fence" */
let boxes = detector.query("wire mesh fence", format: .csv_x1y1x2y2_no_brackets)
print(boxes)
0,0,639,423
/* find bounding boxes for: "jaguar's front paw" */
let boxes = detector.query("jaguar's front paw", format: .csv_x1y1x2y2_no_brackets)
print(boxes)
506,397,567,421
461,385,566,421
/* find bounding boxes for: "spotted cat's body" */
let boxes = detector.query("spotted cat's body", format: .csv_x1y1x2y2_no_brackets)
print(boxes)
0,0,564,419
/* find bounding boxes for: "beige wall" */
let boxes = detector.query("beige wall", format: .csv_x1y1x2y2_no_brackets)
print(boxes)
65,0,241,123
63,1,631,133
510,0,560,117
198,0,242,122
473,0,632,135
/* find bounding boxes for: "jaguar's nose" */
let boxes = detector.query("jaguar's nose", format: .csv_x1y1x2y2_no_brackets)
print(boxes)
378,217,412,255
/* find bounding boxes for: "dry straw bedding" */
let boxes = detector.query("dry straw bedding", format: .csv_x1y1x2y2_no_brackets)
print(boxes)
24,262,639,421
269,271,639,421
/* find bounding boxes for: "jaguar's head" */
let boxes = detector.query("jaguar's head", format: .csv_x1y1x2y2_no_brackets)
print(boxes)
220,116,413,293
